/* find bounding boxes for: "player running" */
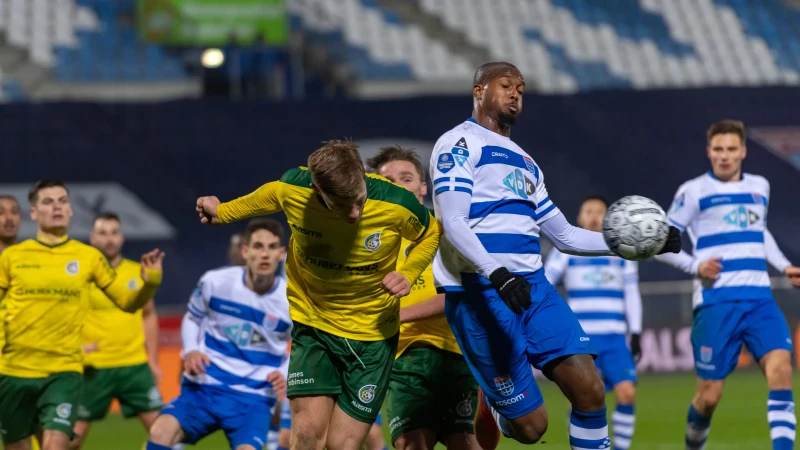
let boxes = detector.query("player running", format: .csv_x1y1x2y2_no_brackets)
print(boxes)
544,196,642,450
147,218,291,450
70,212,165,449
0,180,164,450
195,140,441,450
656,120,800,450
430,62,680,450
367,146,480,450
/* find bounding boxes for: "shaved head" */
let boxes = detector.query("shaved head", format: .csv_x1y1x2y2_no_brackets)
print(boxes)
473,62,523,86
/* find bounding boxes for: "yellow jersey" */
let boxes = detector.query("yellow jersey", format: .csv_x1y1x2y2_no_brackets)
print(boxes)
217,168,441,341
0,236,161,377
395,239,461,358
83,258,148,369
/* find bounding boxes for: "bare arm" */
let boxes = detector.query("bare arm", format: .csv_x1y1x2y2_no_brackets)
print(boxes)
399,294,445,323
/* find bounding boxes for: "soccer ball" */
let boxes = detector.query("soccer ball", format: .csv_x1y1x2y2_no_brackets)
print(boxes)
602,195,669,261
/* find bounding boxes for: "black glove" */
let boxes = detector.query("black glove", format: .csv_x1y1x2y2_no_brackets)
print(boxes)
657,226,682,255
489,267,532,314
630,333,642,363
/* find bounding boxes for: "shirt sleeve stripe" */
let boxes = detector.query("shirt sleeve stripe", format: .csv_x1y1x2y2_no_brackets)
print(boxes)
433,177,474,186
668,218,686,232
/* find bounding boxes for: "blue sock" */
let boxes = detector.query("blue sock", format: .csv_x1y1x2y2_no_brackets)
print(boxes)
277,447,290,450
686,404,711,449
485,392,514,439
612,403,634,450
146,443,172,450
769,390,796,450
569,407,610,450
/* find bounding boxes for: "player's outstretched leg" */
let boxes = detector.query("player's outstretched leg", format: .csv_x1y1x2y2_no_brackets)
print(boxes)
760,349,796,450
685,378,722,450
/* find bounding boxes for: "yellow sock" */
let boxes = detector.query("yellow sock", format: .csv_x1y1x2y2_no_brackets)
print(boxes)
31,437,40,450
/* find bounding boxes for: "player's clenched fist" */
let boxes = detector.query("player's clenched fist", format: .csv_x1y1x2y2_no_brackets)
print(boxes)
382,271,411,298
196,196,222,225
698,257,722,280
785,266,800,288
140,248,165,282
184,350,210,375
267,370,286,399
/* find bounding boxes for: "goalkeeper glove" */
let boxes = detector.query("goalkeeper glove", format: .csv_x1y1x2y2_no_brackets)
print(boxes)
489,267,532,314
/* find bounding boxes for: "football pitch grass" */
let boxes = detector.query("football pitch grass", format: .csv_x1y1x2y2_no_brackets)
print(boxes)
83,370,790,449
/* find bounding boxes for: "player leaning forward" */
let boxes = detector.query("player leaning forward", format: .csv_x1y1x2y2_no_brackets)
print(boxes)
430,62,681,450
196,141,441,450
0,180,164,450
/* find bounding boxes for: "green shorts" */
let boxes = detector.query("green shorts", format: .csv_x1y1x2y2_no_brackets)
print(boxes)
385,346,478,444
287,322,398,423
0,372,82,444
78,363,163,421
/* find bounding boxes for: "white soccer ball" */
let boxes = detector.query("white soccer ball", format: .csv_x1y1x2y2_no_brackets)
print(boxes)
602,195,669,261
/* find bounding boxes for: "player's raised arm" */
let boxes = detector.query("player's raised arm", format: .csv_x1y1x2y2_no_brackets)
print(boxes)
396,208,441,286
98,248,165,313
200,178,283,225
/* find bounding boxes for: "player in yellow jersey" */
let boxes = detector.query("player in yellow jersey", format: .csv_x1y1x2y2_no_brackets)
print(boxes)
195,140,441,450
0,180,165,450
367,147,480,450
69,212,165,449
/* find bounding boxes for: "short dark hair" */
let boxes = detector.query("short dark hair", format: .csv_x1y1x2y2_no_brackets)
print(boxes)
473,61,521,86
582,195,609,208
707,119,745,144
365,146,426,182
28,179,69,205
93,211,121,227
307,140,366,198
242,218,285,245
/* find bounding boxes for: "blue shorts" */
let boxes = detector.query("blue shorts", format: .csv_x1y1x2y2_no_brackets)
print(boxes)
161,382,275,448
692,299,792,380
590,334,637,391
374,411,382,426
445,271,595,419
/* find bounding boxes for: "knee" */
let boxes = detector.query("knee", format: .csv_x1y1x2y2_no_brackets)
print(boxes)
694,381,723,414
509,410,549,445
615,382,636,405
571,374,606,412
766,360,793,388
148,417,178,446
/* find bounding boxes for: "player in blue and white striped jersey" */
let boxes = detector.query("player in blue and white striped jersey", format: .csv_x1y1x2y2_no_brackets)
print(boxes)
147,219,291,450
431,62,681,450
657,120,800,450
545,196,642,450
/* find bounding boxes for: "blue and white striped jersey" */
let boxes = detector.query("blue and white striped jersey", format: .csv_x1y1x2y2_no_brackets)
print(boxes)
668,171,773,308
544,250,642,335
184,266,291,401
430,119,560,287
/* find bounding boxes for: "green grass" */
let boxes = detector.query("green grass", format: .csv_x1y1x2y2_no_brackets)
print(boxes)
83,370,792,449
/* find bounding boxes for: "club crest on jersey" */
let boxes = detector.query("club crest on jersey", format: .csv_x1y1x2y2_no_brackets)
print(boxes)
493,374,514,397
502,169,535,199
358,384,377,403
56,403,72,419
437,153,454,174
723,206,759,229
523,156,538,178
404,245,410,259
700,346,713,363
263,313,278,331
127,278,138,290
65,261,79,276
364,232,382,252
672,193,685,212
456,398,473,417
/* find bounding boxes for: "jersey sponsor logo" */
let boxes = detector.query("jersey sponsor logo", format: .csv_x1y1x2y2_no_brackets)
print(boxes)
582,269,615,286
250,328,267,344
456,398,473,417
56,403,72,419
455,137,468,149
291,223,322,238
351,400,373,413
288,372,315,386
437,153,454,173
580,336,590,342
452,147,469,167
65,261,79,276
502,169,535,200
13,264,40,270
358,384,377,403
493,374,514,397
364,232,382,252
672,193,685,212
14,287,81,298
127,278,138,290
700,346,713,363
225,323,255,347
723,206,760,229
